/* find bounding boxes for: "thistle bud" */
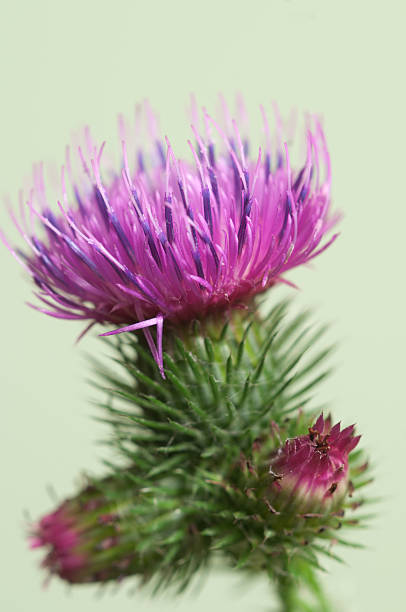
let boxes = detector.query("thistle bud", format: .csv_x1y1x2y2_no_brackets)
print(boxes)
29,484,138,584
268,414,360,514
29,478,209,587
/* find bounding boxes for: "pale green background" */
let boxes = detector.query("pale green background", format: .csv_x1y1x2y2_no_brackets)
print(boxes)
0,1,404,610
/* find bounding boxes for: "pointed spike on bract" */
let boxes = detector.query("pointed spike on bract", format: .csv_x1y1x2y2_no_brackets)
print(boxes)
329,422,342,441
314,413,325,432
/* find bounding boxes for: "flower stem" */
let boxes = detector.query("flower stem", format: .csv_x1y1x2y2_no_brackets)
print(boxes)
276,576,297,612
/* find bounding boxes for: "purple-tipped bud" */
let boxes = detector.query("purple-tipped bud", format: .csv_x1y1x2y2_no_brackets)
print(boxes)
29,487,135,584
269,415,360,513
3,100,338,374
29,503,89,583
28,481,210,587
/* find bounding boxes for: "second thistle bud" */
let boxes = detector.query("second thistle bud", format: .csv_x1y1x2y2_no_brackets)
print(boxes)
268,414,360,515
29,483,135,584
28,476,211,587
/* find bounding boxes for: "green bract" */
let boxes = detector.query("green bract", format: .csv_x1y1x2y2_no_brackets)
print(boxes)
54,300,371,611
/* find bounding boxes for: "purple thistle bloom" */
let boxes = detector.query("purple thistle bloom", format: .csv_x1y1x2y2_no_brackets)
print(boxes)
269,415,360,512
2,101,338,375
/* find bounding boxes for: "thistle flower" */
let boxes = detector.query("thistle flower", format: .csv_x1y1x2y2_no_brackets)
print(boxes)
29,503,90,583
28,487,131,584
28,479,210,588
269,414,360,513
3,101,337,374
28,481,162,585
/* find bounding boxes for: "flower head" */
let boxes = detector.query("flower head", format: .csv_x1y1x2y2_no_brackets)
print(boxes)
29,503,90,583
29,486,135,584
28,478,211,587
269,414,360,513
3,101,337,374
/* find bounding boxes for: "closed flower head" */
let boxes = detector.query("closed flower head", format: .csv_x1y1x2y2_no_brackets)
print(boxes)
29,486,137,584
29,502,90,584
269,414,360,513
3,100,338,375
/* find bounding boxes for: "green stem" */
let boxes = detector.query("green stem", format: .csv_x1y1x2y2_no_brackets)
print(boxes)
276,576,297,612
